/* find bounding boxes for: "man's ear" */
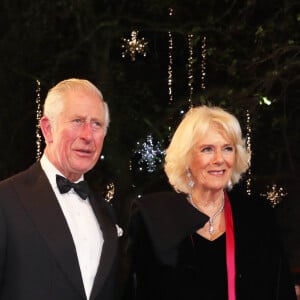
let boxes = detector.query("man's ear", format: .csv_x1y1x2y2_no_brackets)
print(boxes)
39,116,53,143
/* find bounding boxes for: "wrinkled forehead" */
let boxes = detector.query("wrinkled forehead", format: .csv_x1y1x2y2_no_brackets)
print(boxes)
61,90,105,116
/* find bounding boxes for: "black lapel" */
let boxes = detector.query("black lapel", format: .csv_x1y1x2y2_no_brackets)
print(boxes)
89,193,118,300
15,162,86,298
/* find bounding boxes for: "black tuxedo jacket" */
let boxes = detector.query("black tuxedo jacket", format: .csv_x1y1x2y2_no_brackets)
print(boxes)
0,162,120,300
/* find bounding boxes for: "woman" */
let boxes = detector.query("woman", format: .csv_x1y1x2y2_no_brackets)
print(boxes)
125,105,296,300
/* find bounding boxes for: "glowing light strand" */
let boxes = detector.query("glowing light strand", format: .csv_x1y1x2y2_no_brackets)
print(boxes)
245,110,252,195
187,34,194,108
201,36,207,90
168,8,174,105
35,79,42,161
167,8,174,137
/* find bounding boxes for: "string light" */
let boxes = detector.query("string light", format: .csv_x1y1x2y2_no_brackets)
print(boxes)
201,36,207,90
261,184,287,207
167,7,175,140
168,8,174,105
121,30,148,61
35,79,42,161
187,34,194,108
246,109,252,195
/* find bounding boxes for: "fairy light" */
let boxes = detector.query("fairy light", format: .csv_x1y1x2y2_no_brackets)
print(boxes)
128,160,133,171
167,7,174,140
134,134,165,173
245,109,252,195
121,30,148,61
168,8,174,105
104,182,115,203
187,34,194,108
35,79,42,161
261,184,288,208
201,36,207,90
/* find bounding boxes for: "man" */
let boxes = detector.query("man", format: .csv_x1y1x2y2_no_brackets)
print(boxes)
0,78,121,300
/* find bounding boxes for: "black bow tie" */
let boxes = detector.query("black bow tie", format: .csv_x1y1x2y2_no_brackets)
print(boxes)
56,174,90,200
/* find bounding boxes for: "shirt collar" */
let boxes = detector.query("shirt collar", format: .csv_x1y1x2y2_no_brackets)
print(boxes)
40,154,84,191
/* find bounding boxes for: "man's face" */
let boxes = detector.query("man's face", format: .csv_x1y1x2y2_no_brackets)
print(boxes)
45,89,106,181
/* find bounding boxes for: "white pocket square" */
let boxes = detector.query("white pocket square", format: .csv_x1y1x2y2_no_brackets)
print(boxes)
115,224,123,237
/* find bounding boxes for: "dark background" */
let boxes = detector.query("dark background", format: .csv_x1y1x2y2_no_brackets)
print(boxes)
0,0,299,273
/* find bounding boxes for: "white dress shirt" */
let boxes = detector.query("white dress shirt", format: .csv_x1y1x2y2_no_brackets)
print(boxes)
40,154,103,299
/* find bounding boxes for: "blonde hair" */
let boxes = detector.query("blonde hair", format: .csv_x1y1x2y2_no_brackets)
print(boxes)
43,78,110,132
164,105,250,194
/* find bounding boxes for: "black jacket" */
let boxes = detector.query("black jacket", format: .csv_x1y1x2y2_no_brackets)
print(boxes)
0,162,120,300
124,190,296,300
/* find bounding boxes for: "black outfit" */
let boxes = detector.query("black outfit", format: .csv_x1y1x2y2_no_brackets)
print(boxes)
185,233,228,299
124,191,296,300
0,162,120,300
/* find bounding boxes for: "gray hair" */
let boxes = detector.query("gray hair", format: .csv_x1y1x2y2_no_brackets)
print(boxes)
43,78,110,132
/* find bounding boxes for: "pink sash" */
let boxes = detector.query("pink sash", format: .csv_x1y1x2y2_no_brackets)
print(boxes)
224,192,236,300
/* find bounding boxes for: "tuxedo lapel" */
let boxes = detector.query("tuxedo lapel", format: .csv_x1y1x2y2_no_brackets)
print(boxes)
89,193,118,300
16,163,86,298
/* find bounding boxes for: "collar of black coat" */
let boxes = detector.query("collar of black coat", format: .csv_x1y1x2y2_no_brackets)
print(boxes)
134,191,209,257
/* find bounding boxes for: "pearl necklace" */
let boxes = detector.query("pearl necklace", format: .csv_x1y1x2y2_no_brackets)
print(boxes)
189,192,225,235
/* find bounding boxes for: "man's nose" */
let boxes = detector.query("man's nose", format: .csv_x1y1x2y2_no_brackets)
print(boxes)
80,121,93,140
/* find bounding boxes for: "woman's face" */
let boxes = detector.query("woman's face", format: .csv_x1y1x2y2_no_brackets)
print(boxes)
189,124,235,193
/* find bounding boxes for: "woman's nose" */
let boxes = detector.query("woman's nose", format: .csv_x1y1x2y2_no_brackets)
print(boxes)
213,150,224,164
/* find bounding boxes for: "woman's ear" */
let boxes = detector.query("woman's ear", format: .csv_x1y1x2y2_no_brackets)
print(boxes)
39,116,53,144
